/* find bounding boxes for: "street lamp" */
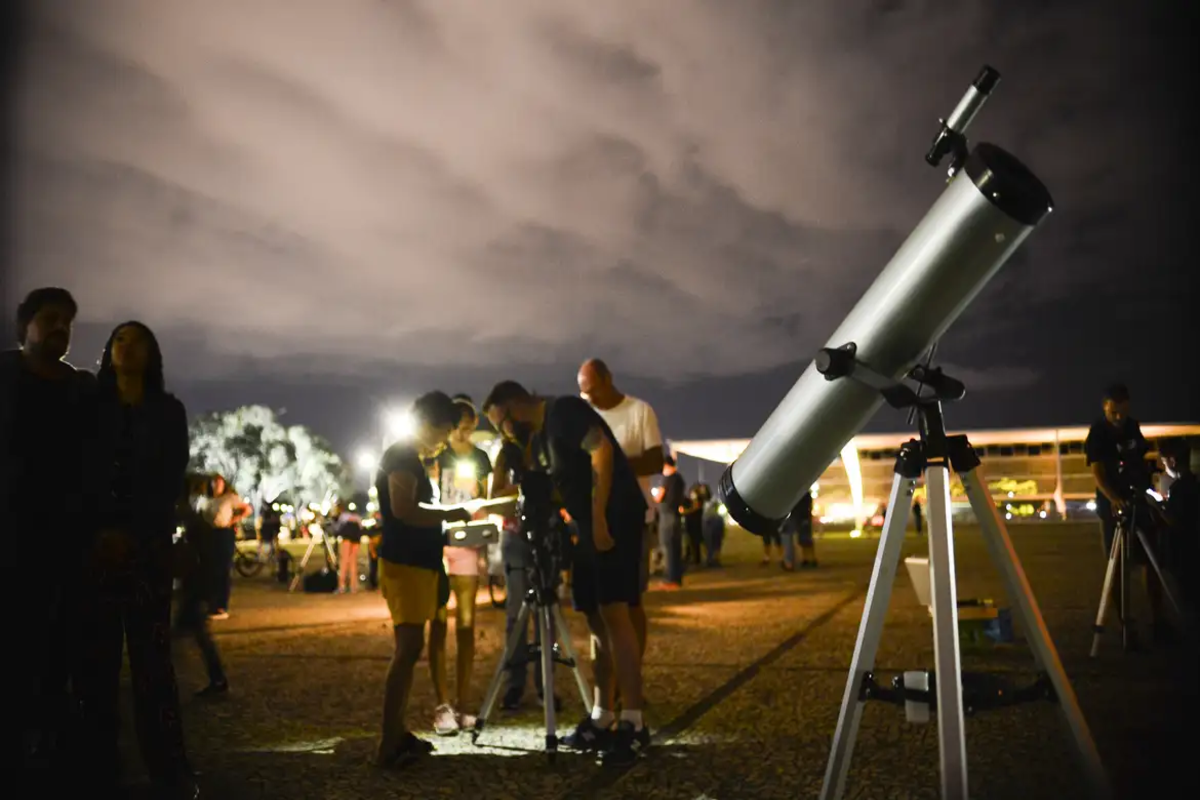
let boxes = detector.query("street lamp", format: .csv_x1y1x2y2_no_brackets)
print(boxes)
382,407,413,447
355,448,377,473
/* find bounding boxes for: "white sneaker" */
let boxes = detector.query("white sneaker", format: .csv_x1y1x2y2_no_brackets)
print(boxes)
433,704,459,736
456,711,477,730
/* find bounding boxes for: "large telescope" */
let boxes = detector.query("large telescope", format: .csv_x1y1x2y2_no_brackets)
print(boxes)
719,66,1054,534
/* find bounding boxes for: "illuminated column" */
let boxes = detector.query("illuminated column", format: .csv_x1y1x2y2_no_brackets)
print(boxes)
1052,430,1066,517
840,442,865,534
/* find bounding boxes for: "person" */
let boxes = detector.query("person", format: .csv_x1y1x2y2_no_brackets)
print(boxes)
1084,383,1166,643
761,524,785,567
259,499,285,582
1156,438,1197,613
75,321,198,797
681,484,705,566
656,456,688,586
429,396,493,734
174,475,229,698
700,486,725,567
1,287,95,784
334,501,364,593
374,391,476,768
783,491,818,568
577,358,662,659
201,474,251,619
484,380,649,766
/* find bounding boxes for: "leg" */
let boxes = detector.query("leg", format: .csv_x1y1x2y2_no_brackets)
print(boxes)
74,574,127,789
586,610,616,713
339,540,354,591
123,560,191,787
428,612,450,708
820,470,915,800
596,603,642,712
379,623,425,760
213,528,235,613
923,465,968,800
961,467,1111,799
452,575,478,711
632,523,651,658
503,563,532,697
781,530,796,569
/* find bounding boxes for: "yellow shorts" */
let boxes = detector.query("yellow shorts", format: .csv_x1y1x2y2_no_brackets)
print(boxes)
379,560,440,626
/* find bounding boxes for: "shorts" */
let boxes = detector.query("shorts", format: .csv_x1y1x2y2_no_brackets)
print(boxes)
571,520,643,614
434,574,479,626
443,545,479,577
379,560,440,626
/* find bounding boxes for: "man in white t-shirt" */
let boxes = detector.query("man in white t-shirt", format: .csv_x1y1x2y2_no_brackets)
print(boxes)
578,358,664,659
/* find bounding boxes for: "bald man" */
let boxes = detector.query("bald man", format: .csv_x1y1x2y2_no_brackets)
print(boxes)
578,358,663,658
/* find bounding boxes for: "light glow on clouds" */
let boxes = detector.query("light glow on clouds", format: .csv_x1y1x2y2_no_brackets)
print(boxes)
12,0,1177,381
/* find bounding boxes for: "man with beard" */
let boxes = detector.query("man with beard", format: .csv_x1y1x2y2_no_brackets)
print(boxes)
483,380,650,766
0,288,95,783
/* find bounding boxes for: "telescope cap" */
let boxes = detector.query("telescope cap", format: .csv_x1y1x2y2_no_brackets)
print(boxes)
718,466,787,536
965,143,1054,226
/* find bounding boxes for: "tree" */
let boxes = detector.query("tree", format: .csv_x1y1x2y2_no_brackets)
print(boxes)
188,405,351,511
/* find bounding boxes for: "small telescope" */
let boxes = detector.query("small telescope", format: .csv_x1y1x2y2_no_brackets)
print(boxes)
719,65,1052,534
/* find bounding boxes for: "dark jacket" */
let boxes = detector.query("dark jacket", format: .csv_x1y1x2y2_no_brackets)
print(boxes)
0,349,97,524
90,390,190,544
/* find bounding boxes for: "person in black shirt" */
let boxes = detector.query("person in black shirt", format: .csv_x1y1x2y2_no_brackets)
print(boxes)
75,321,197,797
373,391,475,768
1084,382,1166,638
483,380,649,767
657,456,687,586
1,288,95,783
1156,438,1198,613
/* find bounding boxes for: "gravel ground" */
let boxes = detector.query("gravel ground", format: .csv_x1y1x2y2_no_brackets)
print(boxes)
114,523,1195,799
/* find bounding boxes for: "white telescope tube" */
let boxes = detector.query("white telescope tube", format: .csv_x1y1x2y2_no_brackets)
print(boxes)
720,143,1053,534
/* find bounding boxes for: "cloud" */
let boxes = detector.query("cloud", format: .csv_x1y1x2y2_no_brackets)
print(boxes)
10,0,1188,382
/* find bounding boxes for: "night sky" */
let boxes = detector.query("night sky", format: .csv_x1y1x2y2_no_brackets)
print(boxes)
4,0,1198,458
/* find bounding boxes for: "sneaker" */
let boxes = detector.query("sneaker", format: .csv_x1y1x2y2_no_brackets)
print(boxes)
195,680,229,699
376,732,434,769
456,711,477,730
433,704,459,736
599,721,640,767
562,716,611,752
209,610,229,621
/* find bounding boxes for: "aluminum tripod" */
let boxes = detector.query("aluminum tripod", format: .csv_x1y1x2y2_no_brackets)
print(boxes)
818,402,1111,800
1090,499,1185,656
472,579,592,762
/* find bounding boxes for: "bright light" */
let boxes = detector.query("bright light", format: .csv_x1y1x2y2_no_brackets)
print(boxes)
368,485,378,499
455,460,477,480
355,448,377,472
384,408,414,442
1039,510,1047,519
1146,489,1163,502
1005,513,1013,520
348,502,357,511
1007,491,1014,498
271,503,280,511
1085,500,1097,511
849,529,863,539
840,443,865,531
717,504,728,518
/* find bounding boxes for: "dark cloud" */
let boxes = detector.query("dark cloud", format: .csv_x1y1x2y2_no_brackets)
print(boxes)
7,0,1197,449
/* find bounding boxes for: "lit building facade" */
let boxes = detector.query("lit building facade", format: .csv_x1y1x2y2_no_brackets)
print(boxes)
671,423,1199,527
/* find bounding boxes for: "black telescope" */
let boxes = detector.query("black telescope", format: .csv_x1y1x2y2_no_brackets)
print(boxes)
718,66,1054,535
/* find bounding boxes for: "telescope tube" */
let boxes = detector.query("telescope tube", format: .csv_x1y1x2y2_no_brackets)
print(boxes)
720,143,1053,534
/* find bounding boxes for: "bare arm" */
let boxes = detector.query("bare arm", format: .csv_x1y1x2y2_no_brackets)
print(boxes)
582,427,613,524
626,447,665,477
490,448,521,499
389,471,469,526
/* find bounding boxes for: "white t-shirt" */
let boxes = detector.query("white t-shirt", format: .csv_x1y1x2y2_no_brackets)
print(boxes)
593,395,662,523
202,491,243,529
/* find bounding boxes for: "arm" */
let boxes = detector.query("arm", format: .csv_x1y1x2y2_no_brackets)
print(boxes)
490,448,521,499
627,405,665,476
582,426,614,525
1090,463,1126,506
388,470,469,526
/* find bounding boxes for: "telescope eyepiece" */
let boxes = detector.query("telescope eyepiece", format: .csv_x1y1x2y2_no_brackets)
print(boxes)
973,65,1000,95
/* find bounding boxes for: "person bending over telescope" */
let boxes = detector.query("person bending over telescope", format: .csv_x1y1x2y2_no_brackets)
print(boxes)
374,391,475,769
483,380,650,766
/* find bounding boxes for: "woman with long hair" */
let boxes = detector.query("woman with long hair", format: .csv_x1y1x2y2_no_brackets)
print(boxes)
76,321,197,796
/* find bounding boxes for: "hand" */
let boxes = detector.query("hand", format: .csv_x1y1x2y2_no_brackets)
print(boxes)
1111,497,1128,515
446,507,472,524
593,517,615,553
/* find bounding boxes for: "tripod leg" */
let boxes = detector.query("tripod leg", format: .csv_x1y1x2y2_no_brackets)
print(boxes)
819,472,916,800
1090,528,1122,658
473,600,534,742
552,603,592,713
288,540,319,592
539,606,558,757
961,469,1112,800
1132,525,1186,626
1120,517,1133,650
924,465,968,800
551,603,593,714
